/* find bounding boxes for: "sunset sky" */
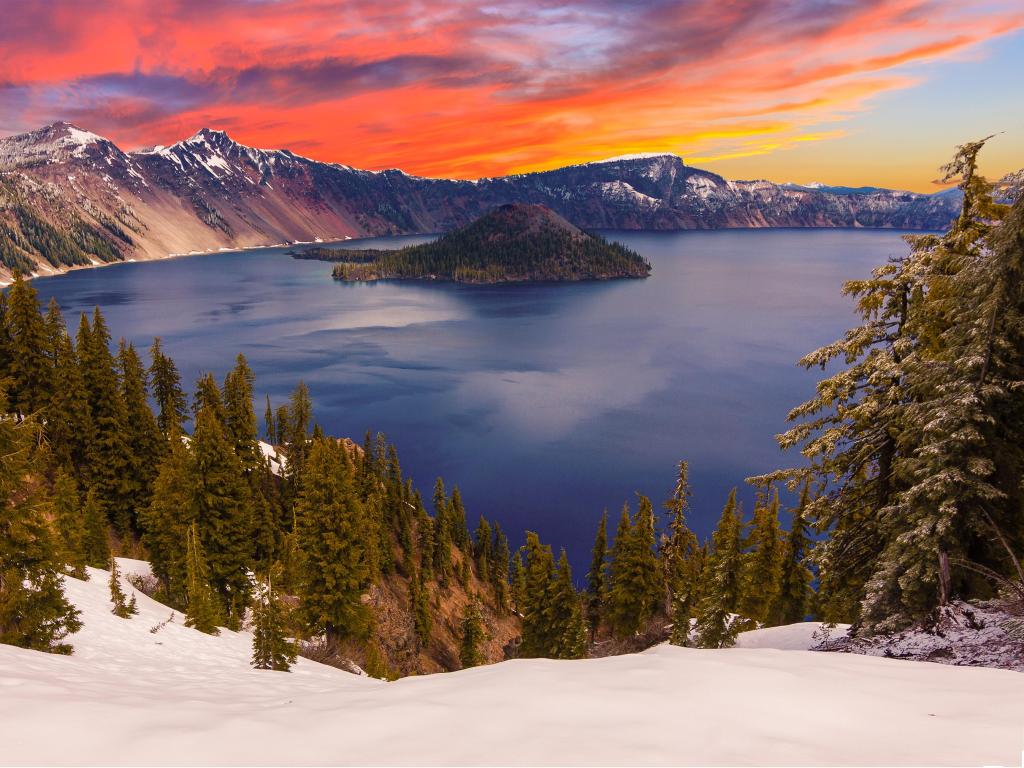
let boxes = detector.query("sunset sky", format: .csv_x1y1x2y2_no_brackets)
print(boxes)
1,0,1021,190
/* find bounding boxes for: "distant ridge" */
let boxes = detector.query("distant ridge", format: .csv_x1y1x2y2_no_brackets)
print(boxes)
0,121,975,281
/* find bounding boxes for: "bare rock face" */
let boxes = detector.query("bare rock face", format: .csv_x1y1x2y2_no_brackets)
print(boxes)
0,122,976,281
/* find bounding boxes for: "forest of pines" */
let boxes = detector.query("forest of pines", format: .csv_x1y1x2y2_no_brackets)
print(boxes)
1,141,1022,677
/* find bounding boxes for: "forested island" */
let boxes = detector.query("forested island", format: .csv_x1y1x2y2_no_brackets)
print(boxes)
290,203,651,283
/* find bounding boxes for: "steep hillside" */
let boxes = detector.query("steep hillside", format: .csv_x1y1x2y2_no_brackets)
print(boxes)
307,203,651,283
0,122,973,282
1,561,1022,766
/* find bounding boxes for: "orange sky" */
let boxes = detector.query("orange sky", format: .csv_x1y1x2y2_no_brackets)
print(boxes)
0,0,1021,190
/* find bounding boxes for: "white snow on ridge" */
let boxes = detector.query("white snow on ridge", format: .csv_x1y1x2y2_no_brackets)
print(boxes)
1,563,1022,766
593,152,679,164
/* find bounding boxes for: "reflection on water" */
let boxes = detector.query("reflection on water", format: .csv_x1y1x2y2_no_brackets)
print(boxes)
32,229,913,572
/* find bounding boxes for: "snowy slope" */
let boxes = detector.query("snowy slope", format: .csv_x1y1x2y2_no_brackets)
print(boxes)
1,562,1023,766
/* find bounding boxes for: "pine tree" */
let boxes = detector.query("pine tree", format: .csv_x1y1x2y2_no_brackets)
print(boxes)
606,496,661,637
767,484,815,626
362,641,393,680
0,402,81,653
193,372,227,426
695,489,744,648
662,461,700,645
183,523,221,635
432,478,452,581
283,381,312,487
149,338,188,438
459,598,487,668
139,435,193,603
549,550,588,659
45,308,94,474
251,575,297,671
78,309,133,532
223,354,261,469
4,273,51,416
264,395,275,444
81,488,109,568
509,549,526,613
449,486,468,548
585,510,608,633
190,405,254,616
52,469,87,579
519,532,555,657
738,488,784,626
118,340,163,521
474,515,492,581
295,439,373,647
108,553,137,618
491,523,511,611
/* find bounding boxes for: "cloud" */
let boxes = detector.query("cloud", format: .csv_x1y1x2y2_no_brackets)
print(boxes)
0,0,1020,184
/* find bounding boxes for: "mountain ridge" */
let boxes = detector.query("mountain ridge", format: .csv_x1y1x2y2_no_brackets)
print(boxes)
0,121,973,282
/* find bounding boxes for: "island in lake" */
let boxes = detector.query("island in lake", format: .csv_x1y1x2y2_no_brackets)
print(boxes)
290,203,651,283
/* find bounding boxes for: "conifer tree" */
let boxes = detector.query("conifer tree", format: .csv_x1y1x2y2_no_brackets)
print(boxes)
118,340,163,520
662,462,701,645
139,435,193,602
606,496,661,637
519,532,555,657
449,486,468,548
4,273,51,416
0,402,81,653
108,554,137,618
695,489,744,648
509,549,526,613
491,523,511,611
284,381,312,486
549,550,588,659
738,489,784,626
190,405,254,616
264,395,275,444
183,523,221,635
474,516,492,581
295,439,373,647
52,469,87,579
78,309,133,532
45,321,94,474
432,478,452,581
193,372,227,425
767,484,815,626
251,575,297,671
149,338,188,438
223,354,261,469
585,510,608,633
459,598,487,668
81,488,109,568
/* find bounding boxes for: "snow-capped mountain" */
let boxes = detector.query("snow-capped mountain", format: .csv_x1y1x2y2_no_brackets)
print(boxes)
0,122,970,280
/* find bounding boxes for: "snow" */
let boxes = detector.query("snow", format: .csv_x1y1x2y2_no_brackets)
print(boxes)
593,152,679,164
259,440,286,476
2,564,1023,766
735,621,849,650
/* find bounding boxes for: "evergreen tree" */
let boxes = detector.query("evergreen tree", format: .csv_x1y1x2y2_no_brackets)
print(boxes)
81,488,109,568
193,372,227,426
474,515,492,581
662,462,701,645
519,532,555,657
738,489,784,626
410,566,432,647
149,338,188,438
190,405,254,616
432,478,452,581
46,320,94,474
0,402,81,653
295,439,373,647
284,381,312,486
118,340,163,520
459,598,487,668
491,523,511,611
767,484,815,626
4,273,51,416
52,469,87,579
139,435,193,602
78,309,133,532
549,550,588,659
108,553,137,618
449,486,468,548
695,489,744,648
183,523,221,635
509,549,526,613
585,510,608,633
606,496,661,637
223,354,261,469
251,575,297,671
264,395,275,444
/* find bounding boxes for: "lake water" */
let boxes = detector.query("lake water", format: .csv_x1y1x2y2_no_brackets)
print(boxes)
32,229,912,574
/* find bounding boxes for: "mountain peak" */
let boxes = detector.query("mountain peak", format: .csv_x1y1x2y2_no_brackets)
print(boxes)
0,121,114,169
591,152,682,165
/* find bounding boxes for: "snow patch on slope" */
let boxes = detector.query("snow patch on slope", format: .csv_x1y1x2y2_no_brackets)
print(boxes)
1,563,1023,765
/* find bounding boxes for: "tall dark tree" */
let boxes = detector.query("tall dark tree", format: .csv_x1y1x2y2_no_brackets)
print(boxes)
183,522,221,635
548,550,588,659
295,439,374,647
0,402,81,654
190,405,253,617
251,575,297,671
695,489,744,648
4,273,51,416
739,489,784,626
767,484,815,626
118,340,163,520
519,531,556,657
45,320,94,474
223,354,261,469
585,510,608,633
149,338,187,438
139,435,193,603
459,598,487,669
606,496,661,637
662,461,701,643
51,469,87,579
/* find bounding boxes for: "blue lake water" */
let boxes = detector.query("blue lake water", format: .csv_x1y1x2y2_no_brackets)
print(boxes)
32,229,913,574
